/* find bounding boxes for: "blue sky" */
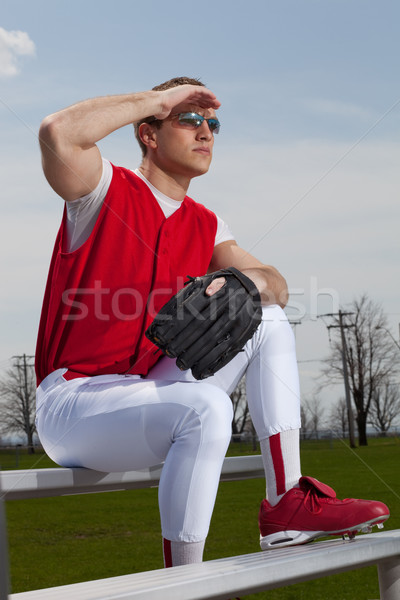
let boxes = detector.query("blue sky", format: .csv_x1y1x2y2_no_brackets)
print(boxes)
1,0,399,413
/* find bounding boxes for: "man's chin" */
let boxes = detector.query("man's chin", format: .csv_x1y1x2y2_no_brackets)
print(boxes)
191,166,210,178
189,159,212,178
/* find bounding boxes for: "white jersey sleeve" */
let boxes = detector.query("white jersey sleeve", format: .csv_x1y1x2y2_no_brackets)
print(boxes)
65,158,112,252
215,215,235,246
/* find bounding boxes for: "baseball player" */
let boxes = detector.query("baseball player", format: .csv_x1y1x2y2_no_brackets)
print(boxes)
35,76,389,568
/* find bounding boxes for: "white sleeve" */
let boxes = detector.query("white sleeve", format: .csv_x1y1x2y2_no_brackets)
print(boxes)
65,158,113,252
215,214,235,246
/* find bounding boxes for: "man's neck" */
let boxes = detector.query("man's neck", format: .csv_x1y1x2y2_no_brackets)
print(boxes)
138,162,190,202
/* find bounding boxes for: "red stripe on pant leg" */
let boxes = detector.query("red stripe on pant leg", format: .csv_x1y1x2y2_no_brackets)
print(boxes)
163,538,173,568
269,433,286,496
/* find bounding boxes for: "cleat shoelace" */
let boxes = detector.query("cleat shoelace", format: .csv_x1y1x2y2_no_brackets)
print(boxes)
303,487,324,514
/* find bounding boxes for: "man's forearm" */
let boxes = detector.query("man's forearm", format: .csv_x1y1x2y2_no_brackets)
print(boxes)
38,90,167,201
242,266,288,308
39,90,161,150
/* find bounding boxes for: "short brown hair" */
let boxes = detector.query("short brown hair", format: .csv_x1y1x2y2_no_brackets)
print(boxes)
134,76,205,156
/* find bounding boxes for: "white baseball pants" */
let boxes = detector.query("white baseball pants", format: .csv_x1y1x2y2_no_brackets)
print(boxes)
36,304,301,543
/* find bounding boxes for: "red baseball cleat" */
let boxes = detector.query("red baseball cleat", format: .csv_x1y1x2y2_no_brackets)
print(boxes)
259,476,390,550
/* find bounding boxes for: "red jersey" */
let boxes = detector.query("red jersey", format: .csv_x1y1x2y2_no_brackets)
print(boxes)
35,165,217,385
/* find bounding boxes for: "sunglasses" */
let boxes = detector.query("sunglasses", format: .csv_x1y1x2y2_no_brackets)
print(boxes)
173,112,221,134
148,112,220,134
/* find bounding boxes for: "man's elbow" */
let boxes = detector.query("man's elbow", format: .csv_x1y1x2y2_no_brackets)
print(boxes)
277,276,289,308
39,113,62,149
268,266,288,309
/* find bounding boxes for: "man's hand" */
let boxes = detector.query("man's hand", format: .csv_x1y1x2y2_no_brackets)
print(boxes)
146,268,262,380
153,84,221,120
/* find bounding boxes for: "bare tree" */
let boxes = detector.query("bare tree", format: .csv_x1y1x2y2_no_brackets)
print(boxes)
230,377,251,436
328,397,349,439
321,295,399,446
301,397,325,439
368,380,400,435
0,355,36,452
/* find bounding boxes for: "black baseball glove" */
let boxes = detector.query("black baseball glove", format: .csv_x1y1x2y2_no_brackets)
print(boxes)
145,267,262,380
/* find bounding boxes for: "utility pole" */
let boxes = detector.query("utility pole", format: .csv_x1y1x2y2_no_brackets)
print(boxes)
0,474,10,600
319,312,356,448
337,311,356,448
12,354,35,452
12,354,35,374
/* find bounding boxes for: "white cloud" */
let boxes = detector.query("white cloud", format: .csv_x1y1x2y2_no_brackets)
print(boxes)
0,27,35,77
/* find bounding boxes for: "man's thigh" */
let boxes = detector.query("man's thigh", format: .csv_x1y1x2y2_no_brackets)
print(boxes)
36,372,229,472
147,354,247,396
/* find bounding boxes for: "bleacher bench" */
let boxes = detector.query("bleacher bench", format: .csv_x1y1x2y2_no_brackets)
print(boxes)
1,456,399,600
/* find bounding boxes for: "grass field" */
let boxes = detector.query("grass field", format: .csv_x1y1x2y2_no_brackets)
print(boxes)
3,437,400,599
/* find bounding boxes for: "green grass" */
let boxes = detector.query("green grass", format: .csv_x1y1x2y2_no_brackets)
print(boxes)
0,447,59,471
4,437,400,599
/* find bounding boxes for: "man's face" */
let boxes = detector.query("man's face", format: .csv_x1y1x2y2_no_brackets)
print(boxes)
150,103,218,179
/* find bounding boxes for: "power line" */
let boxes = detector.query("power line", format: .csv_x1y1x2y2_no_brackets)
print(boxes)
376,325,400,352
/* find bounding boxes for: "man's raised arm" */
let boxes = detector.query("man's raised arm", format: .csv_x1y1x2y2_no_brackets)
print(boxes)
38,85,220,201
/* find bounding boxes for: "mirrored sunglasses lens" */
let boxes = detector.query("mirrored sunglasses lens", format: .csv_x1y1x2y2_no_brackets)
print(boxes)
178,113,202,127
178,113,220,133
208,119,220,134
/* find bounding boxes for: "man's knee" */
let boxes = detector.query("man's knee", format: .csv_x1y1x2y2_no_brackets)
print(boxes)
260,305,295,343
261,304,289,324
185,383,233,441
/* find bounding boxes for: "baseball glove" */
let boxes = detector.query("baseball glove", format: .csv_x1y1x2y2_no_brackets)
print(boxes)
145,267,262,380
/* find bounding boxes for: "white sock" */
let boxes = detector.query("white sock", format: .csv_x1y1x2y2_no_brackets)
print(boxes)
163,538,205,567
260,429,302,506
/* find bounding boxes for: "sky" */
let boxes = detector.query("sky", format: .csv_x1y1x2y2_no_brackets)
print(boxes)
1,0,399,418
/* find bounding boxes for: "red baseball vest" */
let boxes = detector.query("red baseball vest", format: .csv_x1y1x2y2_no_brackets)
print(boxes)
35,165,217,385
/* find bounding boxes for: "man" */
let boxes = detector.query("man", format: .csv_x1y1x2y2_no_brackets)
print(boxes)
35,76,389,568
